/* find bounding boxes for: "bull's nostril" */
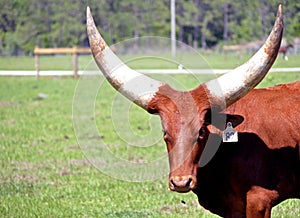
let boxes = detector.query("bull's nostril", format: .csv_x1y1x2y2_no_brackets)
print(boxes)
170,179,177,188
186,178,192,188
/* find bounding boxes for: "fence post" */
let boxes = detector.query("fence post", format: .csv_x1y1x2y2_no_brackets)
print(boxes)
34,46,40,79
73,46,78,79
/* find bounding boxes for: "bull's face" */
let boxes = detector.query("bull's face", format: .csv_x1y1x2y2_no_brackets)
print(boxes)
148,85,245,192
86,5,283,192
147,85,212,192
162,107,205,193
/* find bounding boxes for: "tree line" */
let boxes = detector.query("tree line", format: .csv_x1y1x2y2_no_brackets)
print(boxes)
0,0,299,56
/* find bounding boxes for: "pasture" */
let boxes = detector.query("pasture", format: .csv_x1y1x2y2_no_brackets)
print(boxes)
1,51,300,71
1,53,300,217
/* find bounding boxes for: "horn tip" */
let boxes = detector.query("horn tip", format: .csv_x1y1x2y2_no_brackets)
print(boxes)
275,4,283,30
87,6,92,19
86,6,97,34
277,4,282,18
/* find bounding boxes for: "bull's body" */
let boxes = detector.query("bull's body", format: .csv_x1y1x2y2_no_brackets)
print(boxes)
279,44,293,60
196,82,300,217
86,5,300,217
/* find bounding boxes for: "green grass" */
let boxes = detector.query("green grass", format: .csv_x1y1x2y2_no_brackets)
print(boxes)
0,55,94,71
0,52,299,71
0,72,300,216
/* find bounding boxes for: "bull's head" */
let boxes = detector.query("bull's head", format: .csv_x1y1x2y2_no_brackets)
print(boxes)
86,5,283,193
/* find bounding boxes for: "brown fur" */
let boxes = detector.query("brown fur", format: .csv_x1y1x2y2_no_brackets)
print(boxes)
148,81,300,217
279,44,293,59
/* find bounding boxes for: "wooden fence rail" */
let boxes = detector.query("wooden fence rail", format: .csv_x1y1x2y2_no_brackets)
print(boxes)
34,46,91,79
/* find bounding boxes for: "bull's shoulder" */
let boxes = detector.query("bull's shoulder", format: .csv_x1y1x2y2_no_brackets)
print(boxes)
224,81,300,149
229,81,300,108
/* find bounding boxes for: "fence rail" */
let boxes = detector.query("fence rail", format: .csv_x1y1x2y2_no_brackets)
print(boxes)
34,46,91,79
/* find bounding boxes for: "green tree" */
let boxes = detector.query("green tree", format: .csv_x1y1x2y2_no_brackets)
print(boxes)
0,0,29,55
0,0,299,55
283,0,300,41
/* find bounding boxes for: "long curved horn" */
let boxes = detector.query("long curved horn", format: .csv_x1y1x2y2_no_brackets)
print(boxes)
86,7,164,110
204,4,283,108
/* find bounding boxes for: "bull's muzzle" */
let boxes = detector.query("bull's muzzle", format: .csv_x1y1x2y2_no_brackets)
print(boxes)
169,175,197,193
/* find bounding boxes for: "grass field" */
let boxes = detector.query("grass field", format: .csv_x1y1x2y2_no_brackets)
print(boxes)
0,50,300,218
0,51,300,71
0,53,300,217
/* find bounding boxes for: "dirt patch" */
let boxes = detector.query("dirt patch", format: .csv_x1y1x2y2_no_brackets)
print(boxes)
0,101,18,107
2,158,94,184
13,174,39,183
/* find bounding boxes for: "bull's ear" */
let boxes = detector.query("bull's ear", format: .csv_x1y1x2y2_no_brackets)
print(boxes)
226,114,244,128
204,110,244,130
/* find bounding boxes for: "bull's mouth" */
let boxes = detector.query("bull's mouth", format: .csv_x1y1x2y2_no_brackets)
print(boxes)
169,185,192,193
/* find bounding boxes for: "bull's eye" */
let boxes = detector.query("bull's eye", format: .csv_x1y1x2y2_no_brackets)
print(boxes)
163,130,168,140
198,127,206,139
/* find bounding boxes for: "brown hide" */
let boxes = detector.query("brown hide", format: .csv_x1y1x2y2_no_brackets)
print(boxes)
148,82,300,217
279,44,293,56
148,84,211,192
225,81,300,149
194,81,300,217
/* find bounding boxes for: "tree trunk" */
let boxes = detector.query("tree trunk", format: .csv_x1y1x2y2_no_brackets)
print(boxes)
0,37,3,55
223,2,229,42
133,10,140,51
134,10,139,38
199,0,207,50
259,0,267,41
201,31,207,50
193,0,200,49
177,1,184,43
